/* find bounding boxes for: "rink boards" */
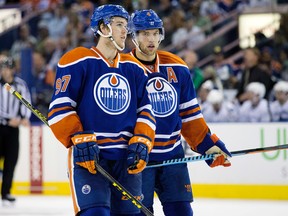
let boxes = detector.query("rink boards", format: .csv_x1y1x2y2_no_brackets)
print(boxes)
9,122,288,200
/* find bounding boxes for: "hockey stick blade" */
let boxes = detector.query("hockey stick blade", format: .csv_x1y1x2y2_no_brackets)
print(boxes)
5,83,153,216
146,144,288,168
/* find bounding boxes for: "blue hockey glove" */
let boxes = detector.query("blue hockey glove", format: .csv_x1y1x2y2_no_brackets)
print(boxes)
71,131,99,174
197,133,231,168
127,136,153,174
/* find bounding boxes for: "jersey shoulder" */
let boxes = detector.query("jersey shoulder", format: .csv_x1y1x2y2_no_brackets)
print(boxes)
157,50,187,66
120,53,147,73
58,47,98,66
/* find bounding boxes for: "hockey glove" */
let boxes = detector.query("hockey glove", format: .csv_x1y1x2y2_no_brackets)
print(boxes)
197,133,231,168
71,131,99,174
127,136,153,174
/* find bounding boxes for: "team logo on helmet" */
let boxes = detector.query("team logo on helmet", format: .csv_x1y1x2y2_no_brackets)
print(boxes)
94,73,131,115
146,77,177,117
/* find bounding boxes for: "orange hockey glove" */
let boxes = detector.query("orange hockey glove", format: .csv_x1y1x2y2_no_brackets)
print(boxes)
197,133,231,168
127,136,153,174
71,131,99,174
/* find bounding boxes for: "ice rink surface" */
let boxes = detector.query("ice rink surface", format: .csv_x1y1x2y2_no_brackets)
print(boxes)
0,195,288,216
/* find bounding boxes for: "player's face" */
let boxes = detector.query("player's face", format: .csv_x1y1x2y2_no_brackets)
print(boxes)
136,29,161,56
0,66,14,82
275,91,288,103
110,17,128,49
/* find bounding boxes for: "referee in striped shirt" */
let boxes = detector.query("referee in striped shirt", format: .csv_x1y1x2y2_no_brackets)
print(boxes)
0,54,31,204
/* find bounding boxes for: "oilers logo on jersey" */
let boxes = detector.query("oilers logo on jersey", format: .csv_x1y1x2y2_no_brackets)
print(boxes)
94,73,131,115
147,76,177,118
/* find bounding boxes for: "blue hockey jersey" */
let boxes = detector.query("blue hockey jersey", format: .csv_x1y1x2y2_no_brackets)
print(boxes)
130,49,209,161
48,47,156,160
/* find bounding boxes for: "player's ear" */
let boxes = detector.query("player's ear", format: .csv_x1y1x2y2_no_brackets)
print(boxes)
99,22,108,33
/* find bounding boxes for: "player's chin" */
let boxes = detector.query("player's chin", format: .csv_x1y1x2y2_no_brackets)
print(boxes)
117,41,126,49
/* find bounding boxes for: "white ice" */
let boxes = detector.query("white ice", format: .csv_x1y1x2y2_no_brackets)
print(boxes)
0,195,287,216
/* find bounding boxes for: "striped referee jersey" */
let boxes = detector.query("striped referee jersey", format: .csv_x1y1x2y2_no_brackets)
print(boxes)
0,77,31,125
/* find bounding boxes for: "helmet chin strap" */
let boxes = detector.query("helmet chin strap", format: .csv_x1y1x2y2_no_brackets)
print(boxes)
97,24,125,51
132,38,149,56
132,36,162,57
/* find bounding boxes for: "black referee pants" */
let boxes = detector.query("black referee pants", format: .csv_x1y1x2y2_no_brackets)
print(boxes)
0,125,19,197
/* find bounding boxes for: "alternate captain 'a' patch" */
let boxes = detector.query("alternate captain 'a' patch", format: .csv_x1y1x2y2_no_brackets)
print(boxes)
94,73,131,115
147,76,177,118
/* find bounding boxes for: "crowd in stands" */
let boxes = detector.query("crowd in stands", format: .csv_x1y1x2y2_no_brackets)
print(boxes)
0,0,287,123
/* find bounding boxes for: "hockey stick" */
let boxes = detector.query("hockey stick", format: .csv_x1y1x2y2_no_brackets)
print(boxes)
146,144,288,169
4,83,153,216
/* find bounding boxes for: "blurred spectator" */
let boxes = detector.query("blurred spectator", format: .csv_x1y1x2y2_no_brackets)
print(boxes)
259,46,283,81
41,37,57,67
76,0,95,48
217,0,246,14
200,0,222,21
46,5,69,40
269,81,288,122
47,37,71,72
254,32,272,50
249,0,274,7
170,8,187,50
279,45,288,81
211,45,237,89
35,24,50,54
238,82,270,122
65,10,83,48
152,0,173,18
202,65,223,91
185,15,206,50
197,80,214,112
182,50,204,91
188,0,212,35
30,51,54,122
10,24,37,62
159,16,173,48
235,47,275,104
170,8,206,51
203,89,238,122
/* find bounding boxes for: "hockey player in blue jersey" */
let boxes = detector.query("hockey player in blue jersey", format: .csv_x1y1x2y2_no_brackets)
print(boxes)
129,9,232,216
48,5,156,216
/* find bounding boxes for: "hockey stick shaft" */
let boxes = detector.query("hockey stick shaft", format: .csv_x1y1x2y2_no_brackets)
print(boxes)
5,83,48,126
146,144,288,169
4,83,153,216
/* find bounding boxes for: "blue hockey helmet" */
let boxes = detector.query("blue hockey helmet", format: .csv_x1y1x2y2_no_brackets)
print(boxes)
90,4,129,34
130,9,164,41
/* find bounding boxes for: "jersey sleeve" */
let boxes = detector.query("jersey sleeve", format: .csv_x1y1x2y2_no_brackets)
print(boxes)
132,63,156,143
47,48,87,148
179,69,209,151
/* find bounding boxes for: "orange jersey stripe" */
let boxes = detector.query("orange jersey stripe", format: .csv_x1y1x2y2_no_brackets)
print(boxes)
134,121,155,143
50,113,83,148
48,106,73,118
67,148,80,214
97,137,127,145
154,138,178,147
141,111,156,124
179,106,201,117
